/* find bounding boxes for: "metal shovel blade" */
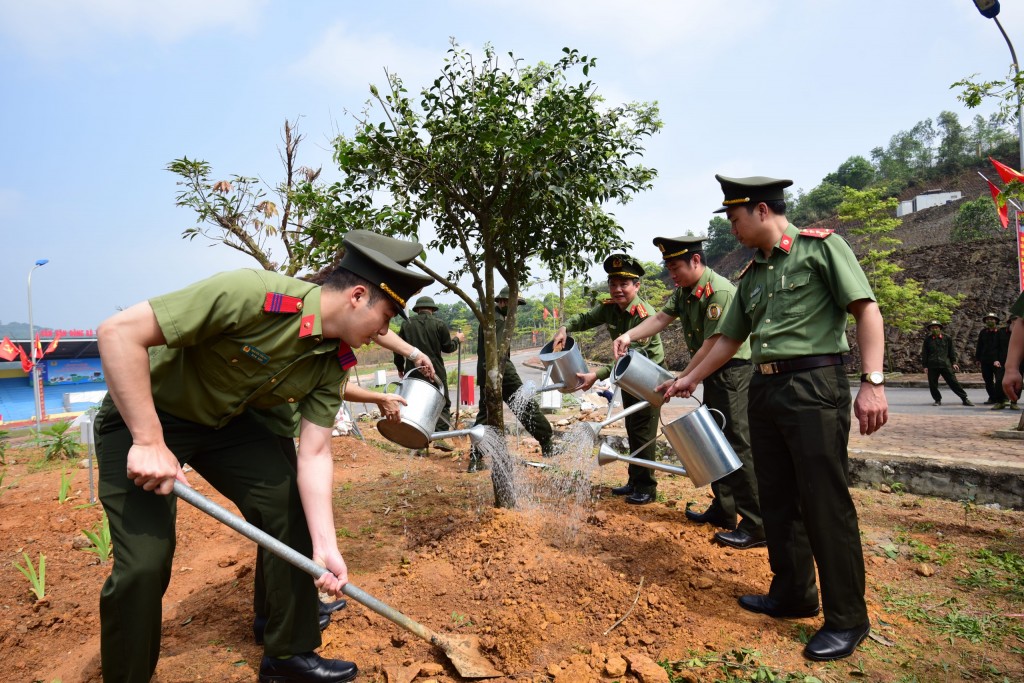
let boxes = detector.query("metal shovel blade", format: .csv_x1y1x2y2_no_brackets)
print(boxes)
172,481,502,679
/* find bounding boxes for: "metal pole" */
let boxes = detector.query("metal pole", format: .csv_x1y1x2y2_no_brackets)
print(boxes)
993,17,1024,166
27,259,48,432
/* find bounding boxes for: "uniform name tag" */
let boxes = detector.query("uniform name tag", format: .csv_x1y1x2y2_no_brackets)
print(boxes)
241,345,271,365
751,285,762,298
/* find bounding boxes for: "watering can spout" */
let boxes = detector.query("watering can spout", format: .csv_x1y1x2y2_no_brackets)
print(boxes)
430,424,489,444
586,399,651,437
596,441,688,477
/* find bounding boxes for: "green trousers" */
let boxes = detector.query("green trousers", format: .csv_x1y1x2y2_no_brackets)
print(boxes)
96,408,321,682
621,390,660,495
473,361,553,448
702,364,762,536
748,365,868,630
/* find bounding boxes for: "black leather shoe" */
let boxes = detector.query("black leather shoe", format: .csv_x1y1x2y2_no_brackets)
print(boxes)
610,484,634,496
625,491,655,505
803,622,871,661
319,598,347,616
738,594,819,619
684,505,736,530
258,651,358,683
254,613,332,645
714,529,767,549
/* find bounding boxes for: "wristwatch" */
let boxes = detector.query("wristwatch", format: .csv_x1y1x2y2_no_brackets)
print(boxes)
860,371,885,386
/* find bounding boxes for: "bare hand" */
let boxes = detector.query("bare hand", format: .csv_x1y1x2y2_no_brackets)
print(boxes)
576,371,598,391
663,375,697,399
1004,368,1022,402
552,327,567,352
379,394,407,421
953,364,960,372
994,361,1003,369
612,333,631,359
413,354,435,380
126,442,188,495
312,548,349,597
453,331,466,344
853,383,888,435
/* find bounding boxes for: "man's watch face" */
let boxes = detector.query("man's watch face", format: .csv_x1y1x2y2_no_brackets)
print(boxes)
868,371,884,385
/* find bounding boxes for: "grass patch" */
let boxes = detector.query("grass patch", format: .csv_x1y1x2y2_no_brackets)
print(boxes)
661,648,824,682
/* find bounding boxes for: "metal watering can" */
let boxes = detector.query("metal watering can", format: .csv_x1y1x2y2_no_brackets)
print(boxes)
536,336,589,393
583,351,670,437
376,367,489,449
660,397,741,487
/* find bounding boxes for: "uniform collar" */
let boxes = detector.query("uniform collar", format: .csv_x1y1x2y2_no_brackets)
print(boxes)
297,287,325,339
689,268,714,300
755,223,799,262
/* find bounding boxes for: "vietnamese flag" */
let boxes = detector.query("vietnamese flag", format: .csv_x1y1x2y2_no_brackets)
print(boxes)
44,331,63,356
987,178,1010,229
0,336,18,361
542,308,550,320
990,157,1024,184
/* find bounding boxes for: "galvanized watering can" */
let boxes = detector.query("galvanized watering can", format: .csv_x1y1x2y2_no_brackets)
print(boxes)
376,368,489,449
660,397,741,487
537,336,589,393
611,349,675,408
597,440,687,477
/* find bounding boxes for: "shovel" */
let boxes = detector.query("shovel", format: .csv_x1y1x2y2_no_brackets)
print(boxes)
172,481,502,679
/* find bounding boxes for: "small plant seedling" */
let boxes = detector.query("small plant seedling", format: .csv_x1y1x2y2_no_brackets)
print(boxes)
81,512,113,563
13,551,46,600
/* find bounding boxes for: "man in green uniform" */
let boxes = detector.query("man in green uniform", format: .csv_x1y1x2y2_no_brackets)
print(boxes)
975,312,1004,405
664,175,888,662
614,235,764,547
553,254,664,505
469,285,554,472
921,320,973,406
393,295,465,451
94,230,433,683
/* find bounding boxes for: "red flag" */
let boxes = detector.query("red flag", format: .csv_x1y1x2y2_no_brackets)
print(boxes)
554,308,559,318
987,178,1010,229
990,157,1024,184
34,334,43,359
542,308,550,320
18,346,32,373
43,331,63,356
0,336,18,361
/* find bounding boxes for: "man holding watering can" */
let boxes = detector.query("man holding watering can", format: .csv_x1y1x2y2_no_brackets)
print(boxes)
553,253,664,505
661,175,887,662
613,235,764,549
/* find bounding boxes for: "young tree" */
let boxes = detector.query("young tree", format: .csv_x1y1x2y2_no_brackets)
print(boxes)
838,187,963,368
935,111,969,177
314,42,661,507
951,196,1003,242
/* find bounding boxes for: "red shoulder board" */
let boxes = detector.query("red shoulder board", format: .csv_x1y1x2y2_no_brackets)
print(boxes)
264,292,305,314
337,343,357,370
693,284,706,300
602,298,616,305
737,258,755,279
630,304,649,319
799,228,834,239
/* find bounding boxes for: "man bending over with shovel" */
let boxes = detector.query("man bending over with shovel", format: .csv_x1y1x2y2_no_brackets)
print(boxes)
94,230,432,683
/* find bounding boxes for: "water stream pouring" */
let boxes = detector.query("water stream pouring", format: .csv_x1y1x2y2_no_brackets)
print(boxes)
172,482,502,678
537,336,589,393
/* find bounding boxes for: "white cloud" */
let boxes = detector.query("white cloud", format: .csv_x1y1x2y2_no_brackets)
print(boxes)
0,0,265,58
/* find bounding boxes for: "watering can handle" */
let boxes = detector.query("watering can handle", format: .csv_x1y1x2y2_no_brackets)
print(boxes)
384,380,401,394
707,407,727,431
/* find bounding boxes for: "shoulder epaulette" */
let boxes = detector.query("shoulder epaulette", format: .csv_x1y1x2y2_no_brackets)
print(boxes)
602,298,616,305
264,292,305,314
799,228,834,239
737,258,755,279
629,303,649,319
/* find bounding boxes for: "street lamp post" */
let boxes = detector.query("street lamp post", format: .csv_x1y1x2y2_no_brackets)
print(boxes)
972,0,1024,166
27,258,49,431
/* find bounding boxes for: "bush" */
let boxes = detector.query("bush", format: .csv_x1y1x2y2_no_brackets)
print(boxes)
952,197,1002,242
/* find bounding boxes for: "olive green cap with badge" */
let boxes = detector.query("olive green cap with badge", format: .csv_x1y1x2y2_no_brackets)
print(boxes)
497,285,526,305
982,312,1000,322
338,230,434,319
412,295,439,312
652,235,705,262
713,175,794,213
603,253,645,279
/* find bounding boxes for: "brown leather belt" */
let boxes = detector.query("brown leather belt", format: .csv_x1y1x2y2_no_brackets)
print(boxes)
754,354,844,376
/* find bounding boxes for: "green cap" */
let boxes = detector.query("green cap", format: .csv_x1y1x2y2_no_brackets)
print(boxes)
927,320,944,328
412,295,439,312
497,286,526,305
603,253,645,279
982,312,1000,322
339,231,434,319
713,174,793,213
652,235,704,262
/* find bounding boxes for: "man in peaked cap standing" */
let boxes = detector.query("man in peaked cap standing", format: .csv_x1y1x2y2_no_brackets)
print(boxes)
553,253,665,505
469,285,554,472
394,294,465,451
663,175,888,662
94,230,433,682
615,235,764,548
975,312,1004,406
922,320,973,407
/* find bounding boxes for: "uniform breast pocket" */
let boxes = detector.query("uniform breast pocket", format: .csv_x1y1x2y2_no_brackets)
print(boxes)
776,270,813,316
205,339,265,388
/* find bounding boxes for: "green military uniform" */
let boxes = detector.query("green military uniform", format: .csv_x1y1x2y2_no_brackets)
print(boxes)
975,314,1004,404
473,295,553,460
658,242,762,538
717,181,874,632
394,297,459,430
95,231,432,682
566,255,664,496
921,321,970,406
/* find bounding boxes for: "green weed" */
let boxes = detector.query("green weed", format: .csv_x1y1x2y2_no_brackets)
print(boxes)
58,470,72,504
0,428,8,464
13,551,46,600
661,649,823,682
81,512,113,563
43,421,81,460
450,611,473,628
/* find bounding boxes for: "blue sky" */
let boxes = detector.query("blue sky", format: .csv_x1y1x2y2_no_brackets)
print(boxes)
1,0,1021,330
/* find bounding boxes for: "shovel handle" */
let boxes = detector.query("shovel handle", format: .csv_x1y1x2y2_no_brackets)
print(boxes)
172,481,439,645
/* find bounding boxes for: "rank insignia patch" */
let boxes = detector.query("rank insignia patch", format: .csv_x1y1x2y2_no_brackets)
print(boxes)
707,304,723,320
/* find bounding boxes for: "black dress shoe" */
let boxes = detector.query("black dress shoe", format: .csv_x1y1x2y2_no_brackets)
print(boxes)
714,529,767,549
319,598,347,616
737,594,819,619
254,613,332,645
625,491,655,505
684,505,736,530
804,622,871,661
610,483,634,496
258,651,358,683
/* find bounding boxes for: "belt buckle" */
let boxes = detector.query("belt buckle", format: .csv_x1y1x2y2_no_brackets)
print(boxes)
758,362,777,375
